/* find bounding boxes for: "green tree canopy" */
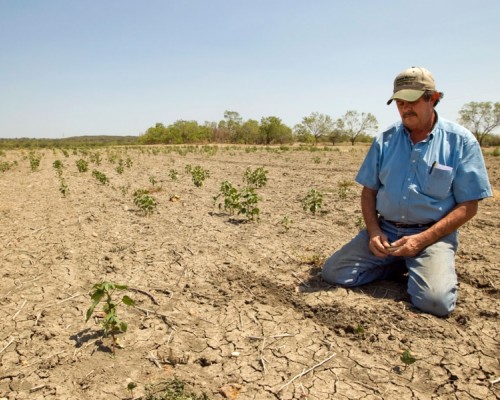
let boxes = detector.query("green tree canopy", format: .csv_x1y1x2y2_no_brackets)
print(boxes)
294,112,334,145
259,116,293,145
458,101,500,146
338,110,378,145
138,123,167,144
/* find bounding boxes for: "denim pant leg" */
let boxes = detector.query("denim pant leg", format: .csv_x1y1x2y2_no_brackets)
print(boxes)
405,232,459,317
321,229,397,286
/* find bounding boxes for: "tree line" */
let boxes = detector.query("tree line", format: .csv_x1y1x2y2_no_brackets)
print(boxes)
138,110,378,146
139,101,499,147
0,102,498,149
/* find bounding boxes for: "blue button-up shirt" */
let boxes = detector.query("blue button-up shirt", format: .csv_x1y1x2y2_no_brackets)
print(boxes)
356,113,492,224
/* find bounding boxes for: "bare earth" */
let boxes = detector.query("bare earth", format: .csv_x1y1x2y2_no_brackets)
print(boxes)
0,145,498,400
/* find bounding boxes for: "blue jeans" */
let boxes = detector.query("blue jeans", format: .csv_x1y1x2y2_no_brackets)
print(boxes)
321,219,459,317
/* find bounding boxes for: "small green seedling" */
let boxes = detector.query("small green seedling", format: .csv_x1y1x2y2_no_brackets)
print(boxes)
354,324,365,334
213,181,261,221
239,187,260,221
280,215,293,232
59,179,69,197
213,181,240,215
243,166,268,189
190,166,210,187
89,152,102,165
355,216,365,231
169,169,179,181
143,378,210,400
127,381,137,396
401,350,417,366
337,180,355,200
28,152,41,171
92,170,109,185
115,159,125,174
86,281,135,354
0,161,13,173
301,189,324,214
149,175,158,187
133,189,157,215
76,159,89,173
53,160,64,176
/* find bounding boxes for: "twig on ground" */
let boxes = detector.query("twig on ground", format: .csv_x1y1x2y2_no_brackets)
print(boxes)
259,337,267,374
152,287,172,297
79,370,95,386
128,287,159,305
34,311,42,326
12,299,27,320
276,352,336,394
292,272,310,288
260,356,268,374
45,293,82,309
134,306,175,329
0,337,15,355
29,384,47,393
148,351,162,369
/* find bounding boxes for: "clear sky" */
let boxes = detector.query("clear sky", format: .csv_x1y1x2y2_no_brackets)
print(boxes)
1,0,499,139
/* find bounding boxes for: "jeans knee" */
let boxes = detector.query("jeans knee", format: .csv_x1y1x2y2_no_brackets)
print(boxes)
321,259,355,286
410,288,457,317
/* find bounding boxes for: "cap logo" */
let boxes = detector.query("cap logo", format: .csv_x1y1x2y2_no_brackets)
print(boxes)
396,76,418,86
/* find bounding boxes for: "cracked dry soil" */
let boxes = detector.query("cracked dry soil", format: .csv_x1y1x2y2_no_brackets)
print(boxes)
0,145,498,400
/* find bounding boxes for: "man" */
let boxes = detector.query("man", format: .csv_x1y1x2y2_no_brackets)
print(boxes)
321,66,492,317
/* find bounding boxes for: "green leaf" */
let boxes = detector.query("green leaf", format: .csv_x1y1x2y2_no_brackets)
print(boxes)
401,350,417,365
85,305,97,322
122,295,135,306
119,321,128,332
90,288,104,302
102,282,115,291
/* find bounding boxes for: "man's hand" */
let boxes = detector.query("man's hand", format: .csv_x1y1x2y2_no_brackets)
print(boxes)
386,235,425,257
368,233,392,257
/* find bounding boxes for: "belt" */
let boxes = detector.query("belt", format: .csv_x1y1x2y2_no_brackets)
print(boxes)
380,217,434,229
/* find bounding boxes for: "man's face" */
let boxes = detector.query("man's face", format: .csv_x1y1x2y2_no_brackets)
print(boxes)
395,96,435,133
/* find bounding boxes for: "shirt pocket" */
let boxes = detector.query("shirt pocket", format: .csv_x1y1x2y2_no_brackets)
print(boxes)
423,164,453,199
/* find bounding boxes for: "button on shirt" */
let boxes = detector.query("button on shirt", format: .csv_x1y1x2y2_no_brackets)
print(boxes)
355,114,492,224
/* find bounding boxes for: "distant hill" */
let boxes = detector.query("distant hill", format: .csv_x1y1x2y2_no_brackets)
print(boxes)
0,135,139,149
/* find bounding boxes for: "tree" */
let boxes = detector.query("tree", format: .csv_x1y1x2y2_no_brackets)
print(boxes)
259,116,293,145
458,101,500,146
338,110,378,146
217,110,243,143
235,119,260,144
294,112,334,145
328,118,345,146
138,123,167,144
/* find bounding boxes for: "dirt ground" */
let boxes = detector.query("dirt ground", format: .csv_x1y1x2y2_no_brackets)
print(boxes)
0,144,498,400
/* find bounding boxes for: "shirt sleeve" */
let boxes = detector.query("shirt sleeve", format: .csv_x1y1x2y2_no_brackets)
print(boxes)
452,136,493,203
355,139,381,190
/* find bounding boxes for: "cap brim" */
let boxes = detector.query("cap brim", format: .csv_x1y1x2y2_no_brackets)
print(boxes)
386,89,425,105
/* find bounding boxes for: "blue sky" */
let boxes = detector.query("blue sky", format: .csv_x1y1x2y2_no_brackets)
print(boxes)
1,0,499,139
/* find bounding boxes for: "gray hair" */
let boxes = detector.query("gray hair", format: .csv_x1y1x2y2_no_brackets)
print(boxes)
422,90,444,106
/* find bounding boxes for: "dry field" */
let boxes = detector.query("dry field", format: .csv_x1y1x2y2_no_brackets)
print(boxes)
0,145,498,400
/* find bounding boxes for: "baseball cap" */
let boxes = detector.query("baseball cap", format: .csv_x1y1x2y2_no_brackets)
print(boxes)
387,66,436,105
